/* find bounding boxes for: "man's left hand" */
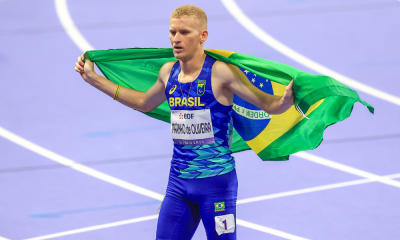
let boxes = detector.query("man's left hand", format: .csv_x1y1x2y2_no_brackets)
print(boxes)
281,80,294,107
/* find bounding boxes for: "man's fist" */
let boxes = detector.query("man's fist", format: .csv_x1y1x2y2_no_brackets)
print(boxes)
282,80,294,106
75,54,95,82
75,54,85,73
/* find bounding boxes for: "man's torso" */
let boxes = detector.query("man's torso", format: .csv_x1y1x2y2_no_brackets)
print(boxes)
164,55,235,179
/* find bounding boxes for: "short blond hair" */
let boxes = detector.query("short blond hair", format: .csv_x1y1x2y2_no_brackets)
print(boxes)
171,5,207,30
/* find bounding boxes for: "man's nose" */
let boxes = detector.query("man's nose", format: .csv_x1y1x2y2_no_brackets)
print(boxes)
173,33,182,42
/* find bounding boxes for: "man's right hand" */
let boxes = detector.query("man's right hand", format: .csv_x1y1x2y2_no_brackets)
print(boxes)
75,54,96,83
73,54,171,113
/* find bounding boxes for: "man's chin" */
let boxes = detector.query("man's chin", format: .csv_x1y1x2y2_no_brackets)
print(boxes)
173,52,185,60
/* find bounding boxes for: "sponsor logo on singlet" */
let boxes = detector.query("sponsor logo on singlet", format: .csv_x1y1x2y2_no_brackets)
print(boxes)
169,84,177,94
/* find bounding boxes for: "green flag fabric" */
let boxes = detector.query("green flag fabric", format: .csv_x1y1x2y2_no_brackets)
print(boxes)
84,48,373,161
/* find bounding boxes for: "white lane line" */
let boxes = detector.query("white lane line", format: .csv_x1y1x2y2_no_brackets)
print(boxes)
23,215,158,240
0,237,11,240
237,219,309,240
24,214,310,240
238,173,400,204
0,127,164,201
294,152,400,188
54,0,94,52
2,126,308,240
220,0,400,106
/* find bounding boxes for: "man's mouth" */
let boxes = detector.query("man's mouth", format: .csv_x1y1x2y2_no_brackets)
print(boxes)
174,46,183,50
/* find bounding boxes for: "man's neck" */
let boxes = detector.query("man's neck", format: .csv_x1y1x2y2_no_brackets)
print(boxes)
179,50,206,77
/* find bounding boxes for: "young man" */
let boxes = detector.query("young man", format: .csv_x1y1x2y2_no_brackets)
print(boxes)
75,5,294,240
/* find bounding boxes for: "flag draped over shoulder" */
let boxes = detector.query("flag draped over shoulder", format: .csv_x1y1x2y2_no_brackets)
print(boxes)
84,48,374,161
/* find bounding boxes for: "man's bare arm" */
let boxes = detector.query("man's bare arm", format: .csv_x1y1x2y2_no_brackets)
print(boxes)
212,61,294,115
75,55,173,112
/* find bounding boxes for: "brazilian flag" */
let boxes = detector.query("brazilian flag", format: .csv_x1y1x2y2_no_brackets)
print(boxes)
84,48,373,161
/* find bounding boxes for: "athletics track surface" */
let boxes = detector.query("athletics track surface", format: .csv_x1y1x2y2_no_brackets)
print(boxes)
0,0,400,239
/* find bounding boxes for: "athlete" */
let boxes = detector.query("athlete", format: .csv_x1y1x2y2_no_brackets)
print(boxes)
75,5,294,240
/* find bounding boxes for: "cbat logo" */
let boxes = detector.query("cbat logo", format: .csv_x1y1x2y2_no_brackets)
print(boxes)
179,113,194,120
214,202,225,212
197,80,206,96
169,85,177,94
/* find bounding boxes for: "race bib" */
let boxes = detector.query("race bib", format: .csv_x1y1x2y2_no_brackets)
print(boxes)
171,109,215,145
215,214,235,235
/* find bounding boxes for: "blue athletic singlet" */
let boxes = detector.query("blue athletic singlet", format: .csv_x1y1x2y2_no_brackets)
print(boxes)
165,55,235,179
156,55,238,240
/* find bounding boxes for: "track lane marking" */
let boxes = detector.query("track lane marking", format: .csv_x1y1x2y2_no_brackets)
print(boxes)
220,0,400,106
24,214,310,240
23,215,159,240
0,127,164,201
237,219,309,240
238,173,400,204
294,152,400,188
54,0,94,52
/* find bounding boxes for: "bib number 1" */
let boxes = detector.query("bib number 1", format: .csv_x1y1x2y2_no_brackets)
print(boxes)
215,214,235,235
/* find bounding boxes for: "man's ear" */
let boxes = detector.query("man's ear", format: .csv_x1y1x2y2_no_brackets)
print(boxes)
201,30,209,43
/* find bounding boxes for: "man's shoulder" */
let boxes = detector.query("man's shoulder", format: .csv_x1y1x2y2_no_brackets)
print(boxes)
161,60,178,73
159,60,178,83
212,60,235,83
212,60,230,70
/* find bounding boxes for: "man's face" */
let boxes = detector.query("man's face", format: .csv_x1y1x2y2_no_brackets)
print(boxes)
169,16,204,60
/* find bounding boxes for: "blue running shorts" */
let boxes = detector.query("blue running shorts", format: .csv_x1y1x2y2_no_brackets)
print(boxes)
156,168,238,240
